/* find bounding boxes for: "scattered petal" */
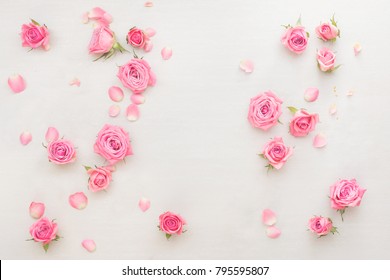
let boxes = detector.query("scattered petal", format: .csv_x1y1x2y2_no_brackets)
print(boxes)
88,7,112,26
69,192,88,210
82,12,89,24
329,103,337,115
346,90,354,96
266,226,281,239
29,202,45,219
126,104,140,122
104,165,116,172
20,132,32,145
262,209,277,226
239,60,254,73
144,28,156,37
131,94,145,105
354,43,362,56
144,1,153,7
82,239,96,252
8,74,26,93
161,47,173,60
69,78,81,87
144,40,153,52
304,87,319,102
139,198,151,212
108,105,120,117
108,86,124,102
45,127,59,143
313,133,327,148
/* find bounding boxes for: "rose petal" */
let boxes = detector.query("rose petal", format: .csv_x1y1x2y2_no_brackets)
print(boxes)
239,60,254,73
144,28,156,37
88,7,112,25
104,165,116,172
138,198,151,212
161,47,172,60
82,12,89,24
346,90,354,96
304,87,319,102
262,209,277,226
108,86,124,102
8,74,26,93
144,1,153,7
144,40,153,52
126,104,140,122
69,192,88,210
108,105,120,117
266,226,281,239
20,131,32,145
313,133,327,148
354,43,362,56
82,239,96,252
329,103,337,115
29,202,45,219
69,78,81,87
45,127,59,143
130,94,145,105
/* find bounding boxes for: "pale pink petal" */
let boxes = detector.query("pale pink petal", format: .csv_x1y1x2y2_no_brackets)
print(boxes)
266,226,281,239
29,202,45,219
161,47,172,60
144,1,153,7
20,131,32,145
329,103,337,115
130,94,145,105
8,74,26,93
126,104,140,122
138,198,151,212
346,90,354,96
108,86,124,102
304,87,319,102
144,40,153,52
354,43,362,56
262,209,277,226
108,105,120,117
82,239,96,252
82,12,89,24
45,127,59,143
239,60,254,73
144,28,156,37
69,78,81,87
69,192,88,210
313,133,327,148
104,165,116,172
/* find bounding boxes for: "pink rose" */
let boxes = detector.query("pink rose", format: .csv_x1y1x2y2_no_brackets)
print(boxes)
29,217,58,249
47,139,76,165
308,216,336,236
315,23,339,41
94,124,133,165
261,137,293,170
86,166,112,192
317,47,336,72
289,109,319,137
248,91,283,131
281,26,308,54
159,211,186,238
88,26,115,54
330,179,366,210
117,58,156,94
21,20,50,50
127,27,153,52
29,202,45,219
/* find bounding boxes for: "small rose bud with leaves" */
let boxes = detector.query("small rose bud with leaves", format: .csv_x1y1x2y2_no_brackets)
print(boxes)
315,15,340,42
308,216,338,237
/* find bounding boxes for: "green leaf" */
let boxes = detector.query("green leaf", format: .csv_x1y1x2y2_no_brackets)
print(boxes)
265,164,274,173
330,14,338,27
296,15,302,26
258,154,265,159
132,49,139,59
281,24,291,29
43,243,49,252
338,208,346,221
165,233,172,240
287,106,298,114
306,32,310,38
25,238,34,241
112,42,127,53
338,29,341,38
83,165,92,171
31,19,40,26
277,119,283,125
330,226,339,235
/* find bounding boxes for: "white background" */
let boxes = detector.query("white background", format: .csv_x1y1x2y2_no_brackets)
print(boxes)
0,0,389,259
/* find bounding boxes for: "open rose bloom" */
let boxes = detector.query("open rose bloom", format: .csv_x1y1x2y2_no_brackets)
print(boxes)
248,91,283,131
126,27,154,52
315,16,340,42
159,211,186,239
21,19,50,50
94,124,133,165
29,217,59,251
85,166,113,192
289,109,319,137
281,24,308,54
47,139,76,165
330,179,366,218
308,216,337,237
261,137,293,170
